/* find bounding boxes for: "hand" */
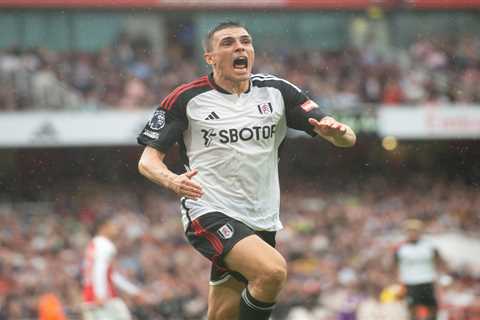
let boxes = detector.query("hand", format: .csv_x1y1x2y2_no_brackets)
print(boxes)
169,169,204,200
309,117,347,138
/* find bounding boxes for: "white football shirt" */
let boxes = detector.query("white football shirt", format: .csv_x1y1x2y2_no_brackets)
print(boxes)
396,239,438,285
83,236,117,302
83,235,140,303
138,73,326,231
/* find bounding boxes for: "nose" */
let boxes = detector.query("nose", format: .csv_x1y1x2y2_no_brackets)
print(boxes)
233,40,246,52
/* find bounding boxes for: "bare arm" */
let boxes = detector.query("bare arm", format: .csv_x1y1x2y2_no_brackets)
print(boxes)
434,249,448,274
138,146,203,200
112,271,141,296
308,116,356,147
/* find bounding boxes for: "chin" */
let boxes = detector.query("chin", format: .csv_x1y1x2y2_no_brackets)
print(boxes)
232,72,251,81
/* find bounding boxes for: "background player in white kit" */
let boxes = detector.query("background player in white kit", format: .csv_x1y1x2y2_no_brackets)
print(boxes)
82,217,144,320
137,21,356,320
394,219,447,320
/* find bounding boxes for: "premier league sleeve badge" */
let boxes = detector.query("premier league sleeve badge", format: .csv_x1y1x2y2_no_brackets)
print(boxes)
148,109,166,131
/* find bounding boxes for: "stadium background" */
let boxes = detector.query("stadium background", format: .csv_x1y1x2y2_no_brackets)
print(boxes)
1,0,479,319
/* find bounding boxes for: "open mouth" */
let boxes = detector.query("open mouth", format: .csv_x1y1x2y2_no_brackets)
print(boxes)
233,56,248,70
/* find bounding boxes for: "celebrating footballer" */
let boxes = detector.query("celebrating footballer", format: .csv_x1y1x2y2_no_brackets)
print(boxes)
137,21,356,320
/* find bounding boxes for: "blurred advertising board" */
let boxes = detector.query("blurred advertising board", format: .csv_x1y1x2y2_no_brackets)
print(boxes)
2,108,377,148
0,0,284,8
287,110,376,138
378,106,480,139
0,0,478,8
333,112,377,134
1,110,151,148
3,106,479,148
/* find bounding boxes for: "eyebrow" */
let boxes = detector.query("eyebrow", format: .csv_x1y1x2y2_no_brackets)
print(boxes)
219,34,252,42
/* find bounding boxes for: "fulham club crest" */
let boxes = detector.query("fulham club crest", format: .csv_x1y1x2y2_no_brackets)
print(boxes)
217,223,234,239
257,102,273,115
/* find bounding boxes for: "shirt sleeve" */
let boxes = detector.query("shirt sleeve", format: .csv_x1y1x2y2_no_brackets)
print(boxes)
137,100,188,153
281,81,327,136
92,253,109,299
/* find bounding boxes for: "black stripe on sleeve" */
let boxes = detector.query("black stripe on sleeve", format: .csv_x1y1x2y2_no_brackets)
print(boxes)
252,74,326,136
137,83,212,155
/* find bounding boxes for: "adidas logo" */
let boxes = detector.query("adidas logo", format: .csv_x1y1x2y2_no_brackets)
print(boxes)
205,112,220,120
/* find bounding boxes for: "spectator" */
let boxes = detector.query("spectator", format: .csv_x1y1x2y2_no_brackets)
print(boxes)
1,32,480,111
0,174,478,319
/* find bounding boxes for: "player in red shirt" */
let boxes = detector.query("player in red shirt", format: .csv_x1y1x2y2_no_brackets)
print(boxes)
82,218,144,320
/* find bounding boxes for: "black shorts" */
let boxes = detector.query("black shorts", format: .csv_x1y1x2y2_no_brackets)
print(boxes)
185,211,276,285
405,282,437,308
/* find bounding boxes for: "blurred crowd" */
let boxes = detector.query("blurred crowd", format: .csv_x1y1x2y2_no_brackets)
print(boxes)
0,176,479,320
0,34,198,111
1,32,480,111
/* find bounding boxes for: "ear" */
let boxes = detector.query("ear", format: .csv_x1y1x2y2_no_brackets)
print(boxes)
204,52,215,66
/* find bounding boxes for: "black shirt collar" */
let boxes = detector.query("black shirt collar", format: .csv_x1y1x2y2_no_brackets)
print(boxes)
208,73,251,95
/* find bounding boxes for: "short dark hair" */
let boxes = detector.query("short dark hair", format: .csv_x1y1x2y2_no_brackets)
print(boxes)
203,21,248,52
91,214,113,236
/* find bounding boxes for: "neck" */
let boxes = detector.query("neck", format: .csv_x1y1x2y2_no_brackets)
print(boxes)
213,72,249,95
